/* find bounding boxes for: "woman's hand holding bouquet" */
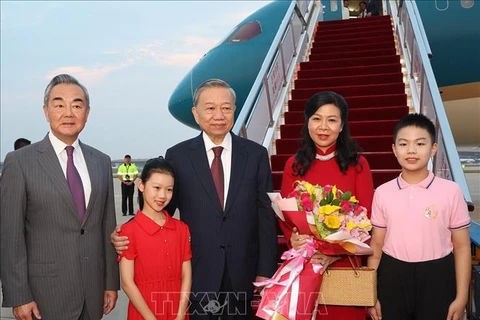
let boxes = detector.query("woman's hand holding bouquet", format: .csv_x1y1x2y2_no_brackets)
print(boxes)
290,227,341,272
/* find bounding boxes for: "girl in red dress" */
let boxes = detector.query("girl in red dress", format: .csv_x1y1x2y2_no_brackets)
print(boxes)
118,157,192,320
280,91,374,319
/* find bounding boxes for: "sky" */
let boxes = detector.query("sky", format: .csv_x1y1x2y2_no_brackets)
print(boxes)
0,0,271,161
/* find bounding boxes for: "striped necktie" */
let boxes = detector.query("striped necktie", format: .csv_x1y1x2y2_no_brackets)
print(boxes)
65,146,86,220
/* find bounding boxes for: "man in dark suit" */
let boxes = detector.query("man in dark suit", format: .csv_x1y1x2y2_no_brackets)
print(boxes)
113,79,278,319
0,74,119,320
366,0,380,16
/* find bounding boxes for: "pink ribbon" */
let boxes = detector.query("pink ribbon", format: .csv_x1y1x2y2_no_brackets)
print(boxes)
254,238,322,320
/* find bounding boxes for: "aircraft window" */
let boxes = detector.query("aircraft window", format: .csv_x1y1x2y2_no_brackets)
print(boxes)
461,0,474,8
435,0,449,11
227,21,262,43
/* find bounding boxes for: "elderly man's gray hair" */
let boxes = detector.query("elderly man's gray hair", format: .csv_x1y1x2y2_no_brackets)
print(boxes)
193,79,236,107
44,74,90,108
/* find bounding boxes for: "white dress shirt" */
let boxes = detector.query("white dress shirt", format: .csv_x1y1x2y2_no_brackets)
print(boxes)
202,132,232,208
342,7,350,19
48,132,92,207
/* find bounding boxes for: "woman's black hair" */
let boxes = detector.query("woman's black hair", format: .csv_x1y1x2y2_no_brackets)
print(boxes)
138,156,175,210
292,91,361,176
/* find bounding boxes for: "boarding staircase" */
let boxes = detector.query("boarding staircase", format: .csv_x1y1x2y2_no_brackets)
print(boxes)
271,15,406,193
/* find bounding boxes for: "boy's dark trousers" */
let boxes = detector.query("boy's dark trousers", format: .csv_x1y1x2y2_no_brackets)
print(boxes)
121,182,135,215
377,252,456,320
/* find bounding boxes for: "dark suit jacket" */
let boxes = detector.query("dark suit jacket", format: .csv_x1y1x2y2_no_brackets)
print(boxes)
0,136,120,320
367,0,380,16
165,133,277,300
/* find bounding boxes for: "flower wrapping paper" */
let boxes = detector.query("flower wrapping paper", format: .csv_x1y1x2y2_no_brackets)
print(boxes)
255,241,322,320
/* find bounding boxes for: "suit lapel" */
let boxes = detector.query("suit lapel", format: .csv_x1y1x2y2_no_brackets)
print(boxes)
224,134,247,214
188,134,223,211
36,136,81,222
81,142,98,226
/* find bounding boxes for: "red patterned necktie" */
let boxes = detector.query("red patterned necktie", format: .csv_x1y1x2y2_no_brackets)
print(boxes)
65,146,86,220
211,147,224,209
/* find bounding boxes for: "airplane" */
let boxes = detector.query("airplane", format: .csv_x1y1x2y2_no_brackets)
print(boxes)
168,0,479,147
168,0,291,130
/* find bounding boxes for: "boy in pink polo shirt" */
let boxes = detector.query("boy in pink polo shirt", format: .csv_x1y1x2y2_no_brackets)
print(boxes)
367,113,471,320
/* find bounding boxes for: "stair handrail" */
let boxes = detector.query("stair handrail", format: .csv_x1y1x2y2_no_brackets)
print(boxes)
232,0,320,148
388,0,474,211
409,0,432,58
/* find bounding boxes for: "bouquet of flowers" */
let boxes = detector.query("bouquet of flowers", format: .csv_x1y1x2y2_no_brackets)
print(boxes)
286,181,372,255
255,181,372,320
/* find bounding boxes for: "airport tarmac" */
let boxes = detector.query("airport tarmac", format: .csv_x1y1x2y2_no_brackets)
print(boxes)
0,173,479,319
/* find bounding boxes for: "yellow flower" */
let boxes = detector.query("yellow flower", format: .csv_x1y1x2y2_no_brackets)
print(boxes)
304,182,315,194
349,196,358,203
319,205,341,215
358,222,372,230
294,180,315,195
332,185,338,199
346,221,357,230
324,216,341,229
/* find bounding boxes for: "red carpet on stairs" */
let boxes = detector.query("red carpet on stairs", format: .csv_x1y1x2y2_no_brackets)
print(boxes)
297,63,402,78
263,15,409,319
273,15,407,193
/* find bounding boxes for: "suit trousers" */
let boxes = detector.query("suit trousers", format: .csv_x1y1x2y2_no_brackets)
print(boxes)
189,256,252,320
78,302,90,320
121,182,135,215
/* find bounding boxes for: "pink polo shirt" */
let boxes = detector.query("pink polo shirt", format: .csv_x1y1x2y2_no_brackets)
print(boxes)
371,172,470,262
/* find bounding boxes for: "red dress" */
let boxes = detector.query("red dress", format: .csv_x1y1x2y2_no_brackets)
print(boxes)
280,145,374,320
119,210,192,320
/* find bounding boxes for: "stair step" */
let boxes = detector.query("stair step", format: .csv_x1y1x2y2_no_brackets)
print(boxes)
317,25,393,38
271,151,400,172
318,20,392,33
311,40,395,54
315,35,394,48
315,29,394,42
295,72,403,89
301,55,399,70
297,63,401,78
288,93,407,111
292,82,405,99
316,26,393,38
280,119,400,139
284,106,409,124
370,169,403,187
317,15,391,27
309,47,397,61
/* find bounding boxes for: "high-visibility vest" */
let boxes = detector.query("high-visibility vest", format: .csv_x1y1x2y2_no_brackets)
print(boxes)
117,163,139,181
